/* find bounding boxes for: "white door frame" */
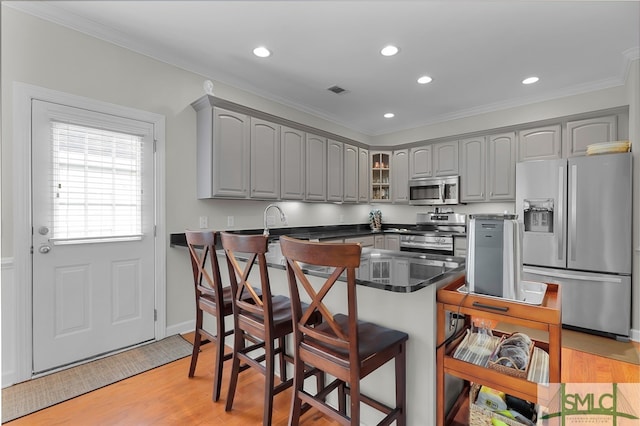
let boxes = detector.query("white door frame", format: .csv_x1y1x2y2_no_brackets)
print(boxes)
12,82,166,383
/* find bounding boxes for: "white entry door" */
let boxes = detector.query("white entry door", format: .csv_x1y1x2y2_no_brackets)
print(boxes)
31,100,156,373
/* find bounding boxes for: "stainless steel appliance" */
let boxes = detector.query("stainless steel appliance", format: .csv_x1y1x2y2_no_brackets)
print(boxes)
397,211,466,255
466,214,522,300
409,176,459,205
515,152,632,338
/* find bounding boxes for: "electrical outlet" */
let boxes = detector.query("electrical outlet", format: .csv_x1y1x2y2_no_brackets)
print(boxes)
267,215,276,226
199,216,208,229
227,216,234,227
339,214,344,223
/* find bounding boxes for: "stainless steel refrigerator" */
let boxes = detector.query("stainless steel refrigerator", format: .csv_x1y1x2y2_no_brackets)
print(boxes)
515,152,632,338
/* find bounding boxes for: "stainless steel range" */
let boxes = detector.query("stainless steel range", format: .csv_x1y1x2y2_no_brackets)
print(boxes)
398,211,466,255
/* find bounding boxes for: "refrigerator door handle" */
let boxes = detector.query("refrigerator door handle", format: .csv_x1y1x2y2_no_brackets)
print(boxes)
522,267,624,283
557,166,564,262
570,164,578,261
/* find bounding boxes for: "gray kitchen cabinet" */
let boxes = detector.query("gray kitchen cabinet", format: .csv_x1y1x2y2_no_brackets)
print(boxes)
517,124,561,161
459,137,486,202
460,132,515,202
371,151,391,202
385,234,400,251
374,234,385,248
280,126,305,200
193,102,250,199
345,235,375,247
409,145,433,178
305,133,327,201
565,115,617,157
327,139,344,201
487,132,516,200
250,118,280,199
358,147,370,202
433,141,459,176
391,149,409,203
343,144,358,202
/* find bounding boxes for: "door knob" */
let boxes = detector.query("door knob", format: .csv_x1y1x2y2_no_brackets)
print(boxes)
38,245,51,254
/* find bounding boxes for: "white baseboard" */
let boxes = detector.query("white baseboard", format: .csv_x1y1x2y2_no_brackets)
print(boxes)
165,319,195,337
630,328,640,343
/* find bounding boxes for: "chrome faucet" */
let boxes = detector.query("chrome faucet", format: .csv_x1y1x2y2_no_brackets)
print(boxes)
263,204,288,237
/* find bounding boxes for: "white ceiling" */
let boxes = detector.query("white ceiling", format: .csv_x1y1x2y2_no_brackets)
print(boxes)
8,1,640,136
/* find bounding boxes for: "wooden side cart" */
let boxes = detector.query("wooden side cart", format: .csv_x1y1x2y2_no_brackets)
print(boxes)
436,277,561,425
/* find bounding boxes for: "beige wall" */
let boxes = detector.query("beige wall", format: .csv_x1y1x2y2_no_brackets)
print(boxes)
2,6,638,334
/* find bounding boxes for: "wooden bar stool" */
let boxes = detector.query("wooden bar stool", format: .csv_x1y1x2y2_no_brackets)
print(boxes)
185,230,234,402
220,232,322,426
280,236,409,426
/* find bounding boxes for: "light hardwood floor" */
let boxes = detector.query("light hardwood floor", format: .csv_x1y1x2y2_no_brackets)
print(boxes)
7,335,639,425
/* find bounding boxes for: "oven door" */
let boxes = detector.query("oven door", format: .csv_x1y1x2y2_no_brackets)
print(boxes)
399,234,454,255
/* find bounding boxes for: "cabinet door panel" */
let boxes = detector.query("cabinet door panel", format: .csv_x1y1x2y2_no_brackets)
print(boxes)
565,115,617,157
305,134,327,201
343,144,358,202
459,137,486,202
327,140,344,201
213,108,250,197
433,141,459,176
250,118,280,199
518,125,561,161
358,147,369,202
391,149,409,203
281,127,305,200
487,132,516,200
409,146,432,178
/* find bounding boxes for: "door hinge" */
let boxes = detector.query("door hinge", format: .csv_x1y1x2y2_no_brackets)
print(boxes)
154,309,157,321
153,139,157,153
154,225,157,237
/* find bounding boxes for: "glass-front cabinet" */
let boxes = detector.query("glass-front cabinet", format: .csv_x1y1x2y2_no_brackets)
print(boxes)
371,151,391,202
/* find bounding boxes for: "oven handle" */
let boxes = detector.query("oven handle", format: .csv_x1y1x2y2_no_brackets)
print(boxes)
440,182,445,203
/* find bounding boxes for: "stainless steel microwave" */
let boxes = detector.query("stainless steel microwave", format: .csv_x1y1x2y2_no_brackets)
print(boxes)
408,176,459,205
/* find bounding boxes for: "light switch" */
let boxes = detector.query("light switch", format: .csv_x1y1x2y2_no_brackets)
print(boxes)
227,216,235,227
199,216,208,229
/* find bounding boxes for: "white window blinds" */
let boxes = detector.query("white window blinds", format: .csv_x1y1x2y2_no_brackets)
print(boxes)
51,121,143,242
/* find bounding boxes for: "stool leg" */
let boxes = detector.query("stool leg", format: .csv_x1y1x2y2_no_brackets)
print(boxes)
288,352,305,426
189,309,203,377
212,314,225,402
396,342,407,426
225,330,244,412
278,336,287,382
264,338,275,426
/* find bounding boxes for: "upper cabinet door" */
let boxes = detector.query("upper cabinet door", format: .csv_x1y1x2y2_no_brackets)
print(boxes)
280,126,305,200
327,140,344,201
565,115,617,157
391,149,409,203
433,141,459,176
250,118,280,199
209,107,250,198
343,144,358,202
305,133,327,201
409,145,433,179
517,125,561,161
459,137,486,202
487,132,516,200
358,147,369,202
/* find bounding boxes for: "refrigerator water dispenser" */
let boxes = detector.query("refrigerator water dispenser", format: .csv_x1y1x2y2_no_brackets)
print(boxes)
523,199,554,233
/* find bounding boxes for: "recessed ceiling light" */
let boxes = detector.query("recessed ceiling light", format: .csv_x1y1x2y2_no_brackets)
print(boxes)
417,75,433,84
380,45,399,57
522,76,539,85
253,46,271,58
384,113,395,118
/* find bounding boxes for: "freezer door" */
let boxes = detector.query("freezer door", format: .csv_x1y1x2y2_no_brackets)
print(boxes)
516,159,566,268
522,266,631,337
568,153,632,274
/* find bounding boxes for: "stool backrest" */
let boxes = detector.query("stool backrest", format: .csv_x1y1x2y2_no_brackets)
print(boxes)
220,232,273,323
185,230,224,305
280,236,362,354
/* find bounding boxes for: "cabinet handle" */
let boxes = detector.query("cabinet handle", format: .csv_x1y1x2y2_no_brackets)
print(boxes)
472,301,509,312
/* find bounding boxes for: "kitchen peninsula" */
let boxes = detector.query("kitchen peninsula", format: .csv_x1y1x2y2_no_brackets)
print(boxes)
171,227,465,425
